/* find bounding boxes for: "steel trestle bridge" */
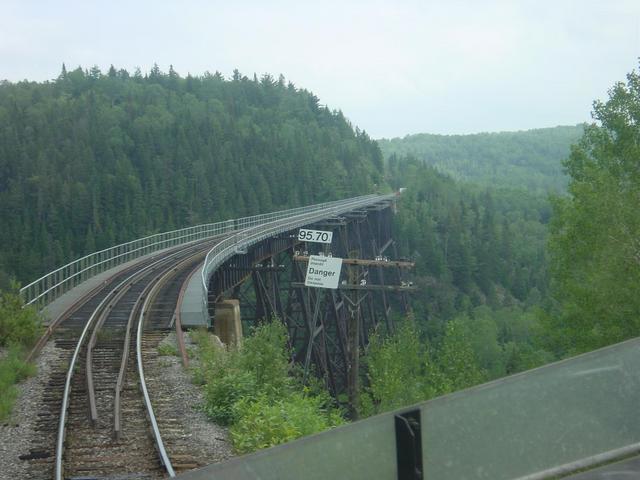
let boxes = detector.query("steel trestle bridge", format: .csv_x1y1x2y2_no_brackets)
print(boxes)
18,192,640,480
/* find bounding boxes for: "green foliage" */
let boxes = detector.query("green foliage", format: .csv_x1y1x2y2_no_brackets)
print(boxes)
0,285,40,421
238,320,291,396
548,65,640,355
389,157,551,339
361,306,554,415
0,284,41,347
197,322,293,426
361,321,433,414
230,392,345,454
359,144,558,414
204,369,258,426
379,126,582,193
434,317,487,392
157,342,178,356
0,345,37,421
361,318,486,416
0,66,384,284
193,321,344,452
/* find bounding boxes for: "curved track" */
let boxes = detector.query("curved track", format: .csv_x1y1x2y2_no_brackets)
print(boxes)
58,243,212,479
21,240,219,479
19,194,397,479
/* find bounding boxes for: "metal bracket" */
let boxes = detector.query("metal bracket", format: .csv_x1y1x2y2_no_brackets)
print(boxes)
395,409,423,480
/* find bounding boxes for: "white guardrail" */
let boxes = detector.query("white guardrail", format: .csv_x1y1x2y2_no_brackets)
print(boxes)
200,193,396,323
20,194,394,309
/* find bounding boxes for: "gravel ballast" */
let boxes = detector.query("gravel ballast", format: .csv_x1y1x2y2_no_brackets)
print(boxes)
0,341,62,480
146,331,234,470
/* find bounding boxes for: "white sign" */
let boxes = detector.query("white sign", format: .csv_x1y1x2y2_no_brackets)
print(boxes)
304,255,343,289
298,228,333,244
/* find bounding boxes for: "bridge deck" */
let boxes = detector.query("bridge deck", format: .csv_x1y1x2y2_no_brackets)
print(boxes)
179,265,207,327
40,243,206,326
40,253,156,325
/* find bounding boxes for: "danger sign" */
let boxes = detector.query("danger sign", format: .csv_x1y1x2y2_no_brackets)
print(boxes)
304,255,343,289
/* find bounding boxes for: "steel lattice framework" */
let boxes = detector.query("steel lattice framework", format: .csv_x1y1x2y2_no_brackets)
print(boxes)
205,198,414,409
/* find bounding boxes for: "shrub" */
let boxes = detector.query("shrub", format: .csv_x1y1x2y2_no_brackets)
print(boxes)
238,321,292,396
230,392,345,454
193,319,345,453
0,285,40,422
203,369,257,425
199,322,292,425
0,285,41,347
362,320,432,414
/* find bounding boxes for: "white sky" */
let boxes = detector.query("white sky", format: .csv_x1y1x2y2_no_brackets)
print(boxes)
1,0,639,138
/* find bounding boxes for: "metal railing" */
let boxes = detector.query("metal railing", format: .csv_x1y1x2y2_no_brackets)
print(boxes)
20,194,390,309
200,193,396,324
20,221,234,308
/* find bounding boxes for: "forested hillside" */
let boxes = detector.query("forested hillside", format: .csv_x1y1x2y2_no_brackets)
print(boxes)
379,126,582,192
360,141,566,413
389,157,549,317
362,64,640,415
358,154,555,415
0,65,383,283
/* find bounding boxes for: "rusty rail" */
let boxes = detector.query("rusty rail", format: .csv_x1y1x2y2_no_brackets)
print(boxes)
113,267,165,440
26,277,115,364
114,254,202,440
55,242,212,480
86,270,150,425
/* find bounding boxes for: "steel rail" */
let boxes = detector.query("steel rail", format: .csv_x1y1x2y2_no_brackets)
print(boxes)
54,242,211,480
22,222,234,307
25,278,107,363
28,237,222,364
136,266,179,477
113,273,160,441
114,252,204,440
85,264,155,425
45,194,394,480
84,241,214,426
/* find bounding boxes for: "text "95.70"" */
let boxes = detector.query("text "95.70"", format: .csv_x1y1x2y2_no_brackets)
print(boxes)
297,229,333,244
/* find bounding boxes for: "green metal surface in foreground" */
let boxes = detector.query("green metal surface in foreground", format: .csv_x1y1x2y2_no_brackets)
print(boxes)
178,337,640,480
422,337,640,479
179,413,397,479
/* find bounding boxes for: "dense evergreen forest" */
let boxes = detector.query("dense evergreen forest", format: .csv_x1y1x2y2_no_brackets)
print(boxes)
378,126,582,193
0,65,383,284
389,158,550,325
358,155,555,413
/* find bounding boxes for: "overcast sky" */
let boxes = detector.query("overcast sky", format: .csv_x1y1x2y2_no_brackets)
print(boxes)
1,0,639,138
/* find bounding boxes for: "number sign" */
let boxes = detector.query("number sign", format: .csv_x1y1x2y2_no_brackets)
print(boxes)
298,229,333,244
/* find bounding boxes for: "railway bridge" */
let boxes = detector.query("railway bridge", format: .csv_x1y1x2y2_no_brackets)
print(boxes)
19,193,412,479
17,192,640,480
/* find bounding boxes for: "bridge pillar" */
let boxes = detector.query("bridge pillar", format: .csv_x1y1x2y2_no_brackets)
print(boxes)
214,300,243,347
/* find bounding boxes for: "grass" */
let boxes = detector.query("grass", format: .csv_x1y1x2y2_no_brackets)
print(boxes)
0,346,37,422
158,342,179,356
0,285,42,422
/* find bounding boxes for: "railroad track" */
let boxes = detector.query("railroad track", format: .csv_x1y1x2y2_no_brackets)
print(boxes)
21,240,218,479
